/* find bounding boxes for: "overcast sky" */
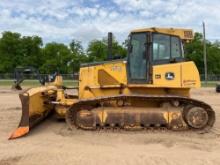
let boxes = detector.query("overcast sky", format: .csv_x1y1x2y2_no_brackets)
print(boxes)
0,0,219,46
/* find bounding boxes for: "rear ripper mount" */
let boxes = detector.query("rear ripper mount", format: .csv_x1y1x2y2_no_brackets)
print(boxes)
66,95,215,131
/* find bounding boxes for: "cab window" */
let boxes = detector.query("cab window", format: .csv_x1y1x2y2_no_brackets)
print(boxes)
153,34,170,60
153,33,182,61
171,36,181,58
129,33,147,80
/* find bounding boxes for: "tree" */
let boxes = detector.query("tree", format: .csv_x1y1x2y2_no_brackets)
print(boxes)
2,30,220,75
87,40,107,61
87,36,127,62
69,40,88,73
0,32,22,73
185,32,220,74
21,36,43,68
41,42,71,74
0,32,43,73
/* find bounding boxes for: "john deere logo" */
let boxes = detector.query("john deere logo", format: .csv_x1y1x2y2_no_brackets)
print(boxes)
165,72,175,80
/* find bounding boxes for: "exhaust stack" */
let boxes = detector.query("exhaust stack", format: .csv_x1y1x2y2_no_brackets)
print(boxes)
107,32,113,60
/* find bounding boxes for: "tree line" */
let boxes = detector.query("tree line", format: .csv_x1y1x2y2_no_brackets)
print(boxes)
0,31,127,74
0,31,220,74
185,33,220,75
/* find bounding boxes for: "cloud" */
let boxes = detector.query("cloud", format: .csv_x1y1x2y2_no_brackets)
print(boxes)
0,0,220,47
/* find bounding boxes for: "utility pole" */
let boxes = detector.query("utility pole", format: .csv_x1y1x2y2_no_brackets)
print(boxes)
203,22,207,84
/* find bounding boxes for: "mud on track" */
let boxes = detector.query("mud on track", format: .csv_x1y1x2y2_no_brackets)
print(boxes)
0,87,220,165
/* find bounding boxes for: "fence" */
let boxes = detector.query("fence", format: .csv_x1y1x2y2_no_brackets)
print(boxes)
0,73,220,82
200,74,220,81
0,73,79,80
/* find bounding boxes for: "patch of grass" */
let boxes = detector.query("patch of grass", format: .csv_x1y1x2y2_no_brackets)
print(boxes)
0,79,78,87
63,80,78,87
0,79,218,88
201,81,218,87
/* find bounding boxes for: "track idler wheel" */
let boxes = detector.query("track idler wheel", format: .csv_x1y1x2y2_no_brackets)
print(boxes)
184,106,209,129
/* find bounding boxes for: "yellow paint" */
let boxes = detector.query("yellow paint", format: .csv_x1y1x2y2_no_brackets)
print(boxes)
102,110,108,123
79,111,91,117
55,105,68,118
79,61,127,99
97,110,102,123
25,60,199,119
46,75,63,87
153,62,181,87
24,86,57,116
163,112,169,123
131,27,193,42
181,62,201,88
19,27,201,120
78,61,199,99
153,61,200,88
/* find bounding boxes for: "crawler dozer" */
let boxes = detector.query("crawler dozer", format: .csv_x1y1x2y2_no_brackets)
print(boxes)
9,27,215,139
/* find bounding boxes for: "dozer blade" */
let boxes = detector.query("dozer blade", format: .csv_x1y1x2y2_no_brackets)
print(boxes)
9,86,57,140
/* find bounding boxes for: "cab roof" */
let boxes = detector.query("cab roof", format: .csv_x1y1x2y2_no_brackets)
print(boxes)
131,27,193,41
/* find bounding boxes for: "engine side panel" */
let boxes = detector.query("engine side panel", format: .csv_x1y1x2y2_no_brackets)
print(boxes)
79,61,200,99
153,61,200,88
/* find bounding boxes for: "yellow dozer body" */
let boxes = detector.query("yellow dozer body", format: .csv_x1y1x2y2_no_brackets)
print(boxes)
9,27,215,139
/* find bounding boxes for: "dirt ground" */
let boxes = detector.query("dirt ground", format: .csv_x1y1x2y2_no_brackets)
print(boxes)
0,87,220,165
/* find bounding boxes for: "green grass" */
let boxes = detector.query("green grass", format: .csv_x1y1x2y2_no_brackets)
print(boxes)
0,79,218,87
201,81,218,87
0,79,78,87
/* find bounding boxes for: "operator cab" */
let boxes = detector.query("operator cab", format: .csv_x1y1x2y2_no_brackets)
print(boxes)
127,28,193,83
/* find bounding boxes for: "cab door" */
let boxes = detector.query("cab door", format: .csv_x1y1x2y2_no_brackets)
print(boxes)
127,33,150,83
